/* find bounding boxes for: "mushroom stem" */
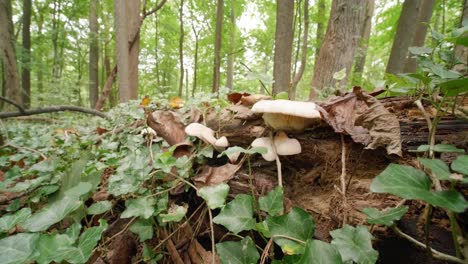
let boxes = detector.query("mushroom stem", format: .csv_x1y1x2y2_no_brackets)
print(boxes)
270,131,283,187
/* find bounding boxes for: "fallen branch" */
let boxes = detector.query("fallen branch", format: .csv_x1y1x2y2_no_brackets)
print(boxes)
0,105,109,119
0,96,25,113
95,66,117,111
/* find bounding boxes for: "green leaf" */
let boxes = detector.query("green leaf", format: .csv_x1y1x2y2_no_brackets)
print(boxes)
218,146,267,158
0,233,39,264
298,240,342,264
429,64,461,79
330,225,378,264
159,204,188,223
64,182,93,198
216,237,260,264
362,206,408,226
198,183,230,209
121,197,156,219
370,164,468,212
439,78,468,96
87,201,113,215
452,155,468,175
130,218,153,242
275,91,289,100
21,196,83,232
259,186,284,216
213,194,255,234
266,207,315,255
0,208,31,233
418,158,451,180
414,144,465,153
37,230,77,264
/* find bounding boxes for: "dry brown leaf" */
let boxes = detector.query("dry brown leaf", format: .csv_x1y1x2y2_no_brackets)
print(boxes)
147,110,186,146
227,92,250,104
188,240,220,264
169,96,185,109
320,87,402,156
194,163,243,188
240,94,272,106
139,95,151,107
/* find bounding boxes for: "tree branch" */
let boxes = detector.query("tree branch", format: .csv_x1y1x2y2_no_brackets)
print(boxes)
0,105,109,119
143,0,168,19
0,96,25,113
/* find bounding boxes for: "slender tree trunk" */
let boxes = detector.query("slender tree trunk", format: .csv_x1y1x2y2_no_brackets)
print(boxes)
0,0,21,109
21,0,31,108
309,0,366,99
155,14,161,86
178,0,184,97
272,0,294,95
291,0,302,79
386,0,421,74
192,25,199,97
314,0,326,66
51,0,62,81
127,0,140,100
212,0,224,94
89,0,99,108
291,0,309,99
226,0,236,90
353,0,374,84
404,0,435,73
453,0,468,74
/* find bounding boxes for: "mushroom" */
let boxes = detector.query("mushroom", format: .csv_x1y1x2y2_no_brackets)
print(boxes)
185,123,229,151
251,132,302,187
251,100,321,132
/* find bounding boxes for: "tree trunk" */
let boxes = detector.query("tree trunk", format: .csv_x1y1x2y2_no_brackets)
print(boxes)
192,24,199,97
272,0,294,95
291,0,302,83
314,0,326,66
291,0,309,99
212,0,224,94
51,0,62,81
89,0,99,108
453,0,468,74
178,0,184,97
127,0,140,100
226,0,236,91
310,0,366,99
385,0,421,74
0,0,21,110
352,0,374,85
403,0,435,73
21,0,31,108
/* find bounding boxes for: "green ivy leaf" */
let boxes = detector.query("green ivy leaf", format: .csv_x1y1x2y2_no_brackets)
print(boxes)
266,207,315,255
298,240,342,264
0,233,39,264
64,182,93,199
408,46,433,55
259,186,284,216
414,144,465,153
370,164,468,212
439,78,468,96
216,237,259,264
418,158,451,180
0,208,31,233
21,196,83,232
330,225,378,264
87,201,113,215
213,194,255,234
362,206,408,226
121,197,156,219
130,218,153,242
198,183,230,209
452,155,468,175
218,146,267,158
159,204,188,223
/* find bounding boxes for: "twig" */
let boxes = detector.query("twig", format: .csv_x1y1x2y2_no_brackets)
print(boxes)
271,235,306,244
239,62,271,96
340,134,348,225
392,226,465,264
207,207,216,264
0,96,25,113
260,238,274,264
0,105,109,119
103,217,137,245
1,142,47,160
160,228,184,264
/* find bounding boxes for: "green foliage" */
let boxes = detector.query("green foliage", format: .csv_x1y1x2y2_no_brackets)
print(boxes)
86,201,113,215
330,225,378,264
213,194,256,234
370,164,467,212
452,155,468,175
198,183,230,209
0,208,31,233
362,206,408,226
0,233,40,264
130,219,154,242
121,197,156,219
216,237,260,264
258,186,284,216
298,239,343,264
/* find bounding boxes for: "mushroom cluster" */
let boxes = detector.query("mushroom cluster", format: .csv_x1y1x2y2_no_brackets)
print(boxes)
185,123,229,151
250,100,322,186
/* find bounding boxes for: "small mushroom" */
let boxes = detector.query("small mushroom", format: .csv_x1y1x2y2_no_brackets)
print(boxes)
185,123,217,145
274,131,301,156
251,137,277,161
251,100,321,132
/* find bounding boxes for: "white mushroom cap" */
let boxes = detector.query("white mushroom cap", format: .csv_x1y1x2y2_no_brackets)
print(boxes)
251,100,321,132
274,132,301,155
214,136,229,148
185,123,217,145
251,137,277,161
